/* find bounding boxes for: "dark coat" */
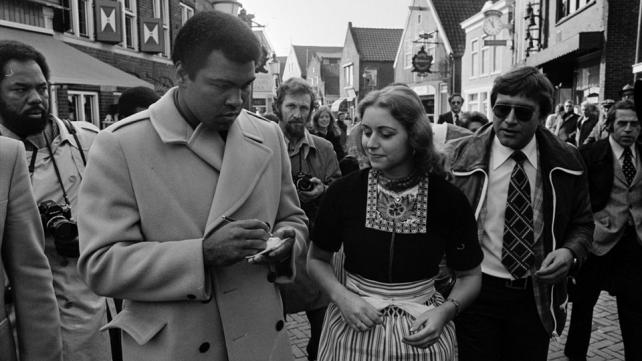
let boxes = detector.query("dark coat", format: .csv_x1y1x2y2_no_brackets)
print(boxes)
445,123,593,336
579,138,642,211
557,112,579,144
437,111,464,127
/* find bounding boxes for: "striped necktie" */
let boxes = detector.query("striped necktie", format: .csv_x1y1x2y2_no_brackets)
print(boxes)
502,151,535,279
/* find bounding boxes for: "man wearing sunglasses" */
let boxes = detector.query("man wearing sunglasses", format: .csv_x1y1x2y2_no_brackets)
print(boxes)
437,93,465,127
445,66,593,361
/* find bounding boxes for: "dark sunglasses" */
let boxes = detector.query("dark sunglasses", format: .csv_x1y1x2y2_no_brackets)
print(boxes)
492,103,536,122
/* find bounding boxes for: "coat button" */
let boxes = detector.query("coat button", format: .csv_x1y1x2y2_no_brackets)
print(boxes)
275,320,284,331
199,342,210,353
187,294,196,300
267,271,276,283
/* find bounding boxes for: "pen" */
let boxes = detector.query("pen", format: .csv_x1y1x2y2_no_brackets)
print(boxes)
221,215,237,223
221,216,271,230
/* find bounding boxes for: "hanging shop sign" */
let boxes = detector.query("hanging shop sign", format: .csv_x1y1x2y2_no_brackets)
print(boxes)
412,46,433,74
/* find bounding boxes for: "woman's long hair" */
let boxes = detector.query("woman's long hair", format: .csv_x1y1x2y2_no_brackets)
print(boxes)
356,85,446,178
312,106,341,136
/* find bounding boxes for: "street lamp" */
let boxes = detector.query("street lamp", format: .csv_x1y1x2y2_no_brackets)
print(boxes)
208,1,242,15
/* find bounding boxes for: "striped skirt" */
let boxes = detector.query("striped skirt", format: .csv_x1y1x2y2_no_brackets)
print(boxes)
318,272,456,361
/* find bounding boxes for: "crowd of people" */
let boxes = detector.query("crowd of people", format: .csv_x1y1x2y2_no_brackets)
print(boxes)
0,9,640,361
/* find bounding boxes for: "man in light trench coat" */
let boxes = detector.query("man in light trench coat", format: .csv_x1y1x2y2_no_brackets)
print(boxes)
77,10,308,361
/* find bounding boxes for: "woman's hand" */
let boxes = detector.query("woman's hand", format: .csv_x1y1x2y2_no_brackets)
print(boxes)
402,304,454,348
334,290,382,332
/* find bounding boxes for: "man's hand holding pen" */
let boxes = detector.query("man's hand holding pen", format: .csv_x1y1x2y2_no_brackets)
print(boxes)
202,216,295,267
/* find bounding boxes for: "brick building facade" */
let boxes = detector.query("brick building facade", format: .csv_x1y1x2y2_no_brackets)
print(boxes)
521,0,640,105
0,0,201,128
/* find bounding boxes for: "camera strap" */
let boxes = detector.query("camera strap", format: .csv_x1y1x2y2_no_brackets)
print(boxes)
43,131,71,206
60,118,87,166
295,144,314,175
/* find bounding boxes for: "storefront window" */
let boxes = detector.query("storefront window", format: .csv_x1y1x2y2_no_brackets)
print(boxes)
67,91,100,127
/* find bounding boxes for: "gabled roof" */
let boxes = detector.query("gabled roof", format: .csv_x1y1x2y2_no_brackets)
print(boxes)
292,45,342,77
430,0,486,55
350,26,403,62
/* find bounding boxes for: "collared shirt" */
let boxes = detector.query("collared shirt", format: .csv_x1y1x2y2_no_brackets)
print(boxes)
0,119,86,205
286,129,315,161
452,111,462,125
482,135,539,279
609,135,638,167
285,129,341,183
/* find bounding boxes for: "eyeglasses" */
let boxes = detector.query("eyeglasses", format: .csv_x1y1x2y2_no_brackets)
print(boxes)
451,101,463,105
492,103,536,122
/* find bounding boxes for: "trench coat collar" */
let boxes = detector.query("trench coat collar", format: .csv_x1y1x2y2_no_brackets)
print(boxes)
148,87,274,237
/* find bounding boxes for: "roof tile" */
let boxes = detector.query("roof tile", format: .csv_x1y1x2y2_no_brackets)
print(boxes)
350,27,403,62
431,0,487,55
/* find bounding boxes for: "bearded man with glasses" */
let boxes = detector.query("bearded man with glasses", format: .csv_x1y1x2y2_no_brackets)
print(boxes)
444,66,593,361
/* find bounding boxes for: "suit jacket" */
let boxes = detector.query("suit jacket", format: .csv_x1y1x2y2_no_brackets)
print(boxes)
0,137,62,361
576,115,599,146
77,88,308,361
556,112,579,144
437,111,464,127
579,138,642,255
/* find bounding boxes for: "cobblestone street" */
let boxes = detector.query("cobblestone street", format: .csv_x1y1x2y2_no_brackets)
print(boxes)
287,292,624,361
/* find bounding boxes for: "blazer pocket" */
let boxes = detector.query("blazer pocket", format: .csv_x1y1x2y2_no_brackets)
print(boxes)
100,310,167,346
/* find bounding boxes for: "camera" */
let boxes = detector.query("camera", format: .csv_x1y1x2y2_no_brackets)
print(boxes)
38,200,79,258
293,172,314,192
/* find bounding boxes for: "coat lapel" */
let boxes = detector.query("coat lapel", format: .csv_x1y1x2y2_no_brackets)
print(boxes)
150,88,226,171
203,112,273,237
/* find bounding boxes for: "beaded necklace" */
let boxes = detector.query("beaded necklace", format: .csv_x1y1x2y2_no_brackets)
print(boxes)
375,169,423,193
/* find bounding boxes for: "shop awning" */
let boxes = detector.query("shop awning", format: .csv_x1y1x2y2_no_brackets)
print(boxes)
526,31,603,68
331,98,347,112
0,27,153,88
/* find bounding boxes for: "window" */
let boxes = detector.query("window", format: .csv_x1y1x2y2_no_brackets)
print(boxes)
68,0,93,38
480,92,489,115
492,42,500,73
67,91,100,127
344,64,353,87
471,39,479,77
404,41,413,68
467,93,479,112
119,0,137,49
252,98,267,114
557,0,594,20
153,0,171,57
465,92,489,114
481,44,490,75
417,14,422,24
180,2,194,26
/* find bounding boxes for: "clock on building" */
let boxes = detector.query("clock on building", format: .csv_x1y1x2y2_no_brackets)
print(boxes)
482,9,504,36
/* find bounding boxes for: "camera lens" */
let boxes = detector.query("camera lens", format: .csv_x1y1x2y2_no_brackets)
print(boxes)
50,217,78,241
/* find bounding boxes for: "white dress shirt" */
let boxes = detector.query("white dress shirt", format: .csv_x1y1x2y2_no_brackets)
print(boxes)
609,135,638,168
482,135,538,279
